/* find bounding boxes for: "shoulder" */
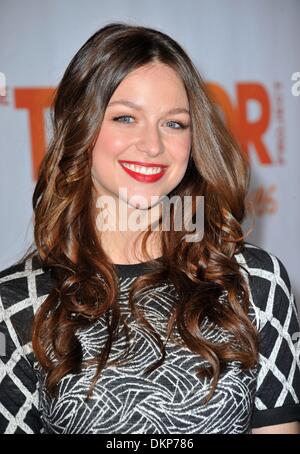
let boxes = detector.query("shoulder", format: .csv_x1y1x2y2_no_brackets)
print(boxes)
234,241,294,301
233,242,297,330
0,253,53,301
0,253,54,345
234,241,291,283
0,253,54,298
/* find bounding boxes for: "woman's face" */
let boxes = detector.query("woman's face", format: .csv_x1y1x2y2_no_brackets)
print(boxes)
91,62,192,211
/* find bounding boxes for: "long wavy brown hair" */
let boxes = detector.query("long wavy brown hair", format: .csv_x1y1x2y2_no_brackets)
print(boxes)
20,22,258,402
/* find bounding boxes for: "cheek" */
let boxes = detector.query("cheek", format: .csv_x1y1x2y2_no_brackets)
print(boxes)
168,134,191,164
93,127,124,160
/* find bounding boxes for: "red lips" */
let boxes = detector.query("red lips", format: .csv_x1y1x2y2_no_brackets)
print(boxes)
118,161,168,183
118,160,168,168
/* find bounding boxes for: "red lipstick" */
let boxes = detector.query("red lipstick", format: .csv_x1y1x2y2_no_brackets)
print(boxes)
118,160,168,183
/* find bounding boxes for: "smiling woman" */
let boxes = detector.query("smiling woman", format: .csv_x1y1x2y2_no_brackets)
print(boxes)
0,22,299,435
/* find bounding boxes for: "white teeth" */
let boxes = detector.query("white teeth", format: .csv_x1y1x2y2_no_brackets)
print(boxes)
121,163,163,175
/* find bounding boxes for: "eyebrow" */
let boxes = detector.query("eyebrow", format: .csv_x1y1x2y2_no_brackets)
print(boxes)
107,99,190,115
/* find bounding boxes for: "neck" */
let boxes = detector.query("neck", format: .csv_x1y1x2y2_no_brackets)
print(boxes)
95,196,162,265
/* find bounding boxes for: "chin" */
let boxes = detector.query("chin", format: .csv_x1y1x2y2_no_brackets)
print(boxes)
127,200,152,210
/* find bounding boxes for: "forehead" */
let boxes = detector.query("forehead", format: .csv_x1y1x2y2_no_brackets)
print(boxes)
110,63,189,104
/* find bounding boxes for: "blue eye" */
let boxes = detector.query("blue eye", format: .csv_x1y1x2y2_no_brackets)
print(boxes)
112,115,189,130
113,115,134,123
166,120,187,129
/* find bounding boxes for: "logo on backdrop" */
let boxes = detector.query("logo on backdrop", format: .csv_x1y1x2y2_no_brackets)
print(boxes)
291,72,300,96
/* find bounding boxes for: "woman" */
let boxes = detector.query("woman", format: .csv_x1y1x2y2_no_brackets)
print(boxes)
0,22,299,434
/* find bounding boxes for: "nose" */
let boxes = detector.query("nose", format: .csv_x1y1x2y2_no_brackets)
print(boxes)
136,123,164,158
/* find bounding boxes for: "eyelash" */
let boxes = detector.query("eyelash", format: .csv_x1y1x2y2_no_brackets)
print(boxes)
112,115,189,130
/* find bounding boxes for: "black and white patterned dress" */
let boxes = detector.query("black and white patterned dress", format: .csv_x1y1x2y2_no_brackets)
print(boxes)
0,242,300,434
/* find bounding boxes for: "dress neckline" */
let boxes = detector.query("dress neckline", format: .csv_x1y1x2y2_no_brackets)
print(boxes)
114,256,163,278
